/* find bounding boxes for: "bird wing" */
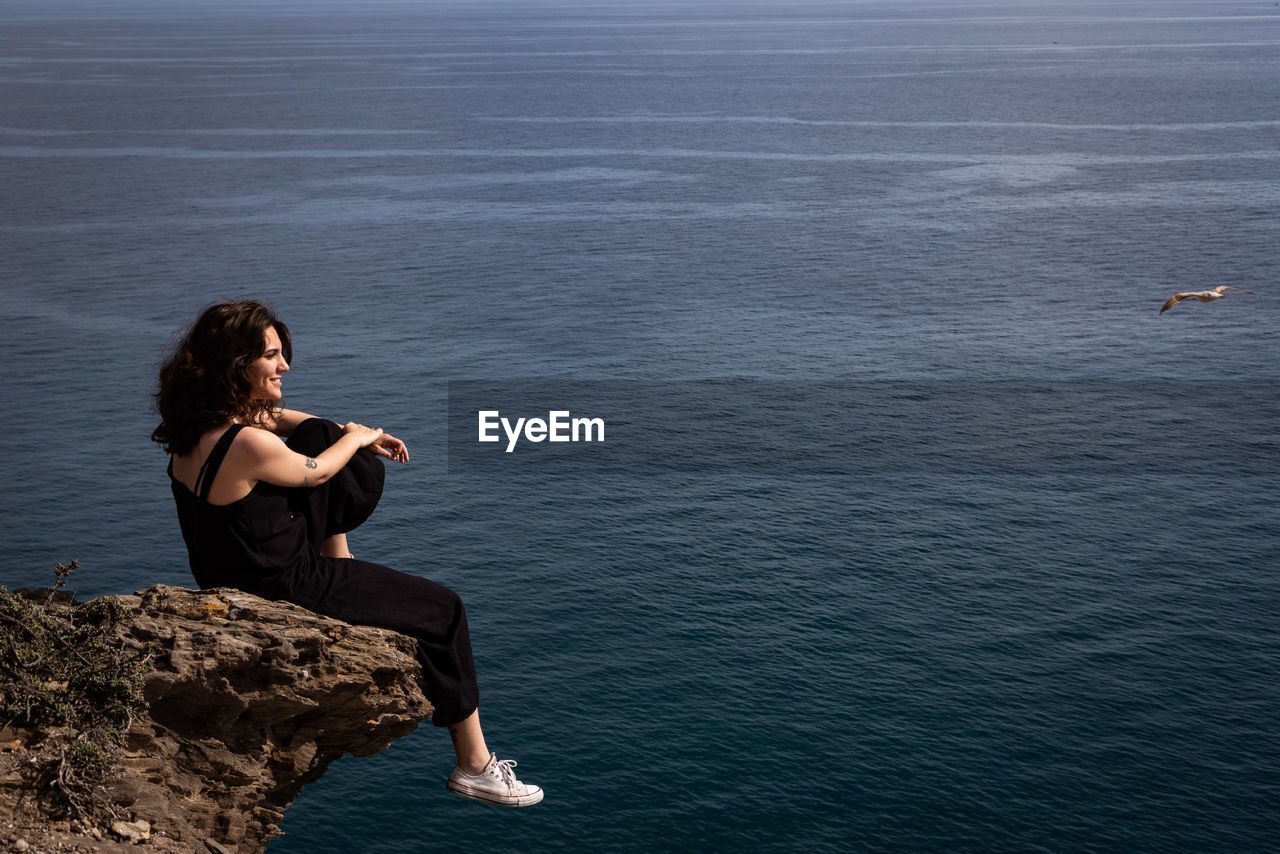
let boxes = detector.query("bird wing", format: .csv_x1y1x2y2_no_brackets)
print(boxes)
1159,292,1188,314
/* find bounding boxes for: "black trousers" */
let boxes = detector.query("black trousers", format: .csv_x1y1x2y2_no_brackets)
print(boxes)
276,418,480,728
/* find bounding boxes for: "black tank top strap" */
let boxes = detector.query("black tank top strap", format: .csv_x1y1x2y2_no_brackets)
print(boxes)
194,424,246,500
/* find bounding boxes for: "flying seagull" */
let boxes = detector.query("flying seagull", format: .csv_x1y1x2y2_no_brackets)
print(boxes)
1159,284,1252,315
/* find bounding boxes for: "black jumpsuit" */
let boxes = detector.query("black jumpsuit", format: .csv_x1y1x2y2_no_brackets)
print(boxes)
168,418,479,727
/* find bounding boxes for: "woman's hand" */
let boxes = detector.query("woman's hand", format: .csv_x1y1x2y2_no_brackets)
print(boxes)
342,421,384,448
368,432,410,463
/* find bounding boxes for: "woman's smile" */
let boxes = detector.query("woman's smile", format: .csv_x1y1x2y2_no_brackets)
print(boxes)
251,326,289,401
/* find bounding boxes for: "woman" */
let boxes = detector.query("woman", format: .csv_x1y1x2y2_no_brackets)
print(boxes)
153,300,541,808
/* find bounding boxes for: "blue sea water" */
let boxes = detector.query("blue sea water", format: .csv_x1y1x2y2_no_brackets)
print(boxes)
1,0,1278,851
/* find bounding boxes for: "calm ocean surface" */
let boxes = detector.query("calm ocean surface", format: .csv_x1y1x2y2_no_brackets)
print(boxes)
1,0,1277,850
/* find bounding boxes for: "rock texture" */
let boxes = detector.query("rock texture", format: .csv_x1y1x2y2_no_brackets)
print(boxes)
1,585,434,853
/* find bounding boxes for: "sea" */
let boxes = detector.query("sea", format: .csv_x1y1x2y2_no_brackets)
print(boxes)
1,0,1277,851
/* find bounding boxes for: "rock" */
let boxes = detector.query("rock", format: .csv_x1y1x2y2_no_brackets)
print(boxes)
110,819,150,843
1,584,435,853
13,840,28,852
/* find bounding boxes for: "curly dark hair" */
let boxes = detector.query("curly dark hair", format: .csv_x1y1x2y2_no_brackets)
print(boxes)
152,300,292,455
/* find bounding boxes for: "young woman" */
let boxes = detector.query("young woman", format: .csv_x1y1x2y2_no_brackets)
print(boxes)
153,300,541,808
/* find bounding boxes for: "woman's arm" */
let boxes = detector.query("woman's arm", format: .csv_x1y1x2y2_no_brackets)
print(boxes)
260,408,409,462
240,422,384,488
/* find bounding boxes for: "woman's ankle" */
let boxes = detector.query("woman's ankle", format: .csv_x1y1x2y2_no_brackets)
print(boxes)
447,708,490,773
458,753,492,775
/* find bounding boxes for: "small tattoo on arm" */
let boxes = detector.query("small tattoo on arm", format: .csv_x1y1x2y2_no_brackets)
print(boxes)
305,458,317,469
302,457,317,487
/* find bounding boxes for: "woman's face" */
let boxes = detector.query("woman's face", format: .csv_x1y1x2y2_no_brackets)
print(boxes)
248,325,289,401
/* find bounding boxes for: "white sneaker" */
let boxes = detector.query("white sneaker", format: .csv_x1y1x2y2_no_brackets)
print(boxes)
446,753,544,808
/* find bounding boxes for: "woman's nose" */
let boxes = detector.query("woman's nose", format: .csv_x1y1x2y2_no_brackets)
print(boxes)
279,358,290,372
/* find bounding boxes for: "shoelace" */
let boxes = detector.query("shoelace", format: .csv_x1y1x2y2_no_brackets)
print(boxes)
491,758,520,790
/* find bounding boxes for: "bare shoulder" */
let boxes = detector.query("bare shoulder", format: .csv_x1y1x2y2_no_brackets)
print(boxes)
235,424,288,457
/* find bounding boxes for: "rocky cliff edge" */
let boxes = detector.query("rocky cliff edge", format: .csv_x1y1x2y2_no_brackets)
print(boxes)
1,584,433,853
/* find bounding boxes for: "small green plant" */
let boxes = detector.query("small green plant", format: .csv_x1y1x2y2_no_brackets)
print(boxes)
0,560,152,820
